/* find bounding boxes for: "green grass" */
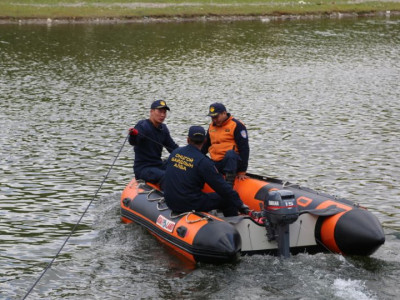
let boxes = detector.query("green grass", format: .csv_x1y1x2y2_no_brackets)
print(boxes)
0,0,399,20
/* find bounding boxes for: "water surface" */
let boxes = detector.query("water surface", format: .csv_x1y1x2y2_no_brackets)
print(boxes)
1,16,400,299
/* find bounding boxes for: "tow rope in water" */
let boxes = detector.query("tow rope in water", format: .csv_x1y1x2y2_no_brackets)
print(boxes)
23,134,129,300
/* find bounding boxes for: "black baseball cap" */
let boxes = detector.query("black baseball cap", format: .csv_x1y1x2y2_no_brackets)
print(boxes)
151,100,170,110
207,102,226,117
188,126,206,142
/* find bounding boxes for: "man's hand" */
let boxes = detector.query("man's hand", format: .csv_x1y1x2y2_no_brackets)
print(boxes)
237,174,249,181
238,203,250,215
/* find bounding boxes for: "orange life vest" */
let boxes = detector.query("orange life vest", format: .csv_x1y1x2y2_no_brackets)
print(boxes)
208,116,240,161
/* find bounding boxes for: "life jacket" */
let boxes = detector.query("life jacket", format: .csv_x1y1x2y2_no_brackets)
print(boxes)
208,115,241,161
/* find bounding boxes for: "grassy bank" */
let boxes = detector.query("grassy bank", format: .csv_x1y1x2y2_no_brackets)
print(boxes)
1,0,400,21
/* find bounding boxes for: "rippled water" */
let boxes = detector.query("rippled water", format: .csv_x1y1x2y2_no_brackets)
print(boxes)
1,16,400,299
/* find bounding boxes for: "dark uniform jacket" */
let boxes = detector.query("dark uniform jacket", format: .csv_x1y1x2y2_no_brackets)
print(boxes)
164,144,242,212
129,119,178,177
202,114,249,175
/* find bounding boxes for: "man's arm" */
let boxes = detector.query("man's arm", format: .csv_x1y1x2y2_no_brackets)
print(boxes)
233,120,249,174
198,157,243,208
163,125,179,153
201,129,211,154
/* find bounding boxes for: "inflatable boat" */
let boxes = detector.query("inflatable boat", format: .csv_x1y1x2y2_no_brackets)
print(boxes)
120,174,385,264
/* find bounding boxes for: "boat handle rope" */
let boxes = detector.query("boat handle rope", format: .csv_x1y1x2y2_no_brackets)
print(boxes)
136,177,214,222
186,211,213,223
146,189,165,202
134,184,167,209
157,200,169,211
137,180,150,193
136,185,168,212
168,211,212,223
136,183,188,213
170,211,190,219
143,188,170,211
23,133,129,300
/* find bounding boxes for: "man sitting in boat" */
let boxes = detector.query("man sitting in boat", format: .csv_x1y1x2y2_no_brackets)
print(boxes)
202,102,250,187
128,100,179,185
164,125,249,217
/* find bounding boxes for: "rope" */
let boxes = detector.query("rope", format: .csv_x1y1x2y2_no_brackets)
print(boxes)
146,189,164,202
133,174,211,221
136,131,175,152
157,201,169,211
140,187,168,211
170,211,190,219
185,211,212,224
23,134,129,300
169,211,211,223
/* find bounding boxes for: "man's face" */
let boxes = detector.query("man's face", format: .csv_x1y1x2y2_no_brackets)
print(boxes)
150,108,167,125
211,111,227,127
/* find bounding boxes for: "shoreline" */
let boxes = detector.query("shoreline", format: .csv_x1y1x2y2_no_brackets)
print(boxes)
1,0,400,25
1,10,399,25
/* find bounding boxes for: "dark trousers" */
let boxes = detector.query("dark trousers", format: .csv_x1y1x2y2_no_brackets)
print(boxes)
214,150,241,175
199,192,239,217
167,192,239,217
134,164,166,184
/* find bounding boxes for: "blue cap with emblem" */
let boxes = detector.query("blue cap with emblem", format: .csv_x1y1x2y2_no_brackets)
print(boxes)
188,126,206,142
207,102,226,117
151,100,170,110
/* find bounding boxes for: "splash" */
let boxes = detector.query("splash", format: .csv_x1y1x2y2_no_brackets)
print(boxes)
333,278,376,300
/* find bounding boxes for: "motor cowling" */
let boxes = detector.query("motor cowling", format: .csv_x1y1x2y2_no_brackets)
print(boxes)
265,190,299,225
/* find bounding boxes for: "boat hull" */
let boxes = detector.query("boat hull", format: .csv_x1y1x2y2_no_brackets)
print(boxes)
121,179,241,264
120,174,385,263
231,174,385,256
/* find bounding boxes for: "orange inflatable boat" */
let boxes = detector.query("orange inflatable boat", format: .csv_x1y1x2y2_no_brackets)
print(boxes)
120,173,385,263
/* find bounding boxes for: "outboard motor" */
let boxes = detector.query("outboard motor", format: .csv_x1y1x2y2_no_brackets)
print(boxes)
263,190,299,258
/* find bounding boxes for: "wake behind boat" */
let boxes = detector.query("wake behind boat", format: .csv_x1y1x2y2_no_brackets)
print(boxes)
120,173,385,263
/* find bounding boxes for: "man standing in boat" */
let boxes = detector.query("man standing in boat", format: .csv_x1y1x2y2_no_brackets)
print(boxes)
164,125,249,217
202,103,250,186
128,100,178,185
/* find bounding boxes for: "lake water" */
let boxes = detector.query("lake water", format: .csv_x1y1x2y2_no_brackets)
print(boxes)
1,16,400,299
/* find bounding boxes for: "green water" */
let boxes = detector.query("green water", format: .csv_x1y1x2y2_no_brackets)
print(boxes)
1,17,400,299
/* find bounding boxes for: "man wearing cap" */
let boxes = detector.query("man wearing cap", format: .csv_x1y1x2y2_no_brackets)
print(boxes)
128,100,178,184
164,125,248,217
202,102,250,186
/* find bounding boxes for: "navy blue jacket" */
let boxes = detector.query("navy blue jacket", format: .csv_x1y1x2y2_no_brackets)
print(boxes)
129,119,178,176
164,144,242,212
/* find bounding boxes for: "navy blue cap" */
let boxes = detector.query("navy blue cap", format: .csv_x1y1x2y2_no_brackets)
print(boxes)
151,100,170,111
207,102,226,117
188,126,206,142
